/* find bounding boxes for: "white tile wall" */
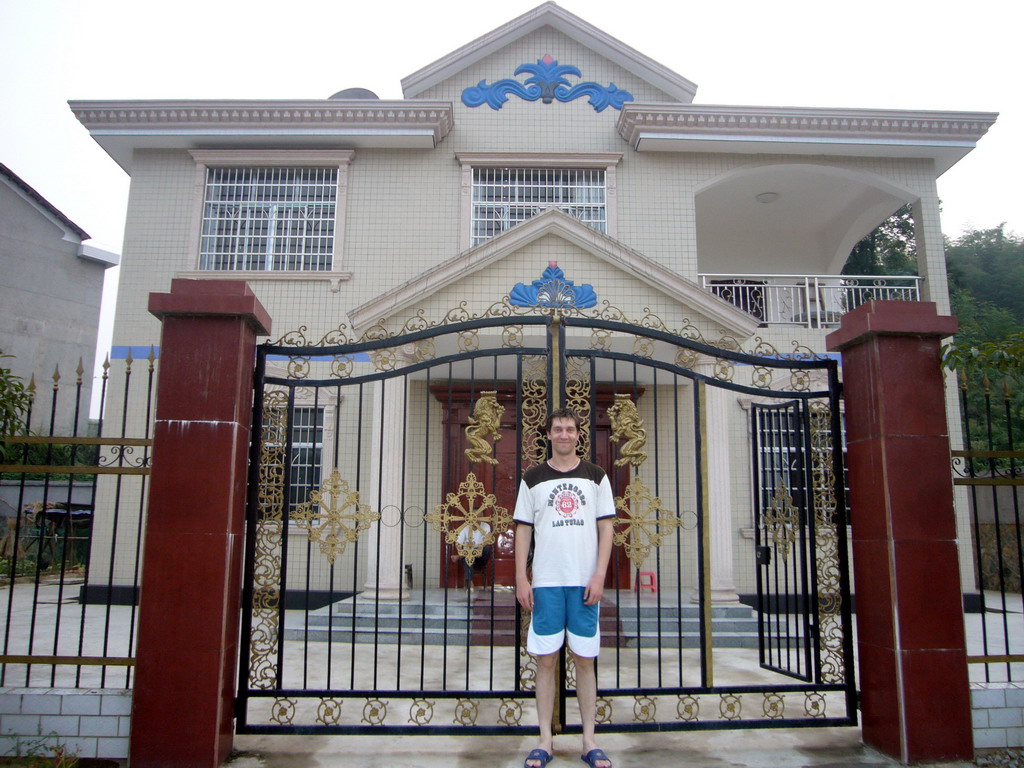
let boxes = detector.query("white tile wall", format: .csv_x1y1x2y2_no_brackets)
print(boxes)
972,682,1024,749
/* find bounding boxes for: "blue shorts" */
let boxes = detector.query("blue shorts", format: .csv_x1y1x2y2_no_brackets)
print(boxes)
528,586,600,657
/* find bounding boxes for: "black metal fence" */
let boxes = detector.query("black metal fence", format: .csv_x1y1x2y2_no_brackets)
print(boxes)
236,304,856,735
955,372,1024,683
0,352,154,688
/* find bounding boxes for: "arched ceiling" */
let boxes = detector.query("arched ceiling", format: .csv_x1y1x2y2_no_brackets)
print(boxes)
696,165,913,276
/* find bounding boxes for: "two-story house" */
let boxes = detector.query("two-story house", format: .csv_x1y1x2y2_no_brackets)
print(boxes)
71,2,995,606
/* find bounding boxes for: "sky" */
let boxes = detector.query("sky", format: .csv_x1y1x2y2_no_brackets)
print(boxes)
1,0,1020,372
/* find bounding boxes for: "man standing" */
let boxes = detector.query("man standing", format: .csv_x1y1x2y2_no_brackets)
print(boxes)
514,408,615,768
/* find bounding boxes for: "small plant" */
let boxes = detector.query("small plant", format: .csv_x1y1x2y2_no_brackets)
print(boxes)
2,730,79,767
0,351,32,441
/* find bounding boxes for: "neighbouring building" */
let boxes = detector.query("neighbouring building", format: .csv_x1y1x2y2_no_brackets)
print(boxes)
0,162,119,436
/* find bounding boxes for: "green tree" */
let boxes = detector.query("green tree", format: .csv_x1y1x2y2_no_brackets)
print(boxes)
946,224,1024,325
842,203,919,276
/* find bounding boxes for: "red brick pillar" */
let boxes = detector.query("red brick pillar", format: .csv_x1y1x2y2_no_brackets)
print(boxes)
826,300,971,763
130,279,270,768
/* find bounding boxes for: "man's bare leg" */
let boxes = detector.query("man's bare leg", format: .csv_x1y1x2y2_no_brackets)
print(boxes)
574,654,610,767
527,651,559,767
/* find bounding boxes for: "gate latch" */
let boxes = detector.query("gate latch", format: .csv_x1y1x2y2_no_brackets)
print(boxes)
755,545,771,566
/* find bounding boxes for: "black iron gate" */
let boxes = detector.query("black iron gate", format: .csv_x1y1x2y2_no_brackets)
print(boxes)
236,287,855,734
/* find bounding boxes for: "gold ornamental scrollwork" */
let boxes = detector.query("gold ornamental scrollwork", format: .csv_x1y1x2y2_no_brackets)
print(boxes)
607,393,647,468
362,698,388,726
719,693,742,721
498,699,524,726
520,355,548,469
804,692,827,718
677,695,699,722
565,356,592,458
633,696,656,723
612,479,681,568
248,389,287,690
464,391,504,466
408,699,435,725
453,699,480,726
809,401,845,684
763,693,785,719
291,468,379,566
317,698,343,725
425,472,510,565
271,697,296,725
762,482,799,563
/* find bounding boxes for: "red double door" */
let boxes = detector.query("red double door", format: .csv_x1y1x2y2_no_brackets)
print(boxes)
434,386,632,589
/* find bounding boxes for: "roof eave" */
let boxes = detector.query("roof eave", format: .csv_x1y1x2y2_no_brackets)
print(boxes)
69,99,455,173
617,104,999,175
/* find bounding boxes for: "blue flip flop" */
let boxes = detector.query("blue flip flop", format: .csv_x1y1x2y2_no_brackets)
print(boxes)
524,748,554,768
581,748,612,768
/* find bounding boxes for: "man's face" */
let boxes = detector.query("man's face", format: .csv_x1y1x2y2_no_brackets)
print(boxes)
547,417,580,457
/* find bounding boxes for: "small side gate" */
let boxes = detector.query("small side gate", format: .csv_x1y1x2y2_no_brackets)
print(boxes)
236,274,855,735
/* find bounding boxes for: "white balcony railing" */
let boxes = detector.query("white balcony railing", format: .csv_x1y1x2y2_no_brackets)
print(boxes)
699,273,922,329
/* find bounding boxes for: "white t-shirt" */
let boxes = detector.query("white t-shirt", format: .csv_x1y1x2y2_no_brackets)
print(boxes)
512,459,615,588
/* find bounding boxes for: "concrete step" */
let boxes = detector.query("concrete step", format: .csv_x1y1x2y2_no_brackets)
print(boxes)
285,592,776,649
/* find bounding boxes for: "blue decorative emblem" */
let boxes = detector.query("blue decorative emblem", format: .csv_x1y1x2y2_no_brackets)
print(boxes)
462,55,633,113
510,262,598,309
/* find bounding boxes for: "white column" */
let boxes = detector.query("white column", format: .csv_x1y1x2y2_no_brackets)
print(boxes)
362,353,411,601
696,361,740,604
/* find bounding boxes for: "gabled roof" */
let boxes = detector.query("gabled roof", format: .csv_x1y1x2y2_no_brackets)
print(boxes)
347,208,759,337
0,162,89,240
401,2,698,104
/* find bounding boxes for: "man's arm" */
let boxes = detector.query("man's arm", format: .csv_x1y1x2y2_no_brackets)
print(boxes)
515,522,534,611
584,517,614,606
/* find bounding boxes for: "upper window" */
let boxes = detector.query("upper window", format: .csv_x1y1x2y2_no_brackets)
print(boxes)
470,167,606,247
199,166,338,271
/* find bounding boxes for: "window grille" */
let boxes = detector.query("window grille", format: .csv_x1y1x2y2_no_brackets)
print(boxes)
471,167,606,246
199,167,337,271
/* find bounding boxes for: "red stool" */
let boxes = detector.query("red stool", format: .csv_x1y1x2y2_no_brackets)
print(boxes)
635,571,658,593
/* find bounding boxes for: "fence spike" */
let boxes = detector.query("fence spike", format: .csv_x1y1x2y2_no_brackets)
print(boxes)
125,348,134,374
148,345,156,371
1004,377,1014,401
982,374,991,395
102,354,110,380
28,373,36,399
52,364,61,390
76,358,85,383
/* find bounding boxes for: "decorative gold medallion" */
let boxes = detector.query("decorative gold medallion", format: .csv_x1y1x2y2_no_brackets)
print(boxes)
613,479,681,568
762,482,799,563
291,469,379,565
425,472,510,565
